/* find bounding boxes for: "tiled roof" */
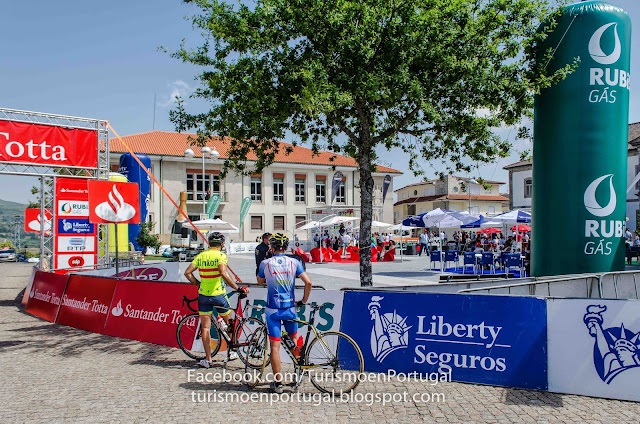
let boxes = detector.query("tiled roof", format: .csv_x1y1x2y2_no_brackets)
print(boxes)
503,160,532,170
394,193,508,206
393,181,433,192
110,131,402,174
438,194,509,202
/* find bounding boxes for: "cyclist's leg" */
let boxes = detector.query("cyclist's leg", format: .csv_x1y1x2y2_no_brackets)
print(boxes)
198,295,215,362
265,308,284,382
211,293,232,327
282,307,299,347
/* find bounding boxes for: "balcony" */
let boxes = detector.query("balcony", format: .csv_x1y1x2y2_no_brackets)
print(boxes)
187,192,229,203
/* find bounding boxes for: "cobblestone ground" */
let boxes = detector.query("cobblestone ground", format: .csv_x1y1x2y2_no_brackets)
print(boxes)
2,263,640,423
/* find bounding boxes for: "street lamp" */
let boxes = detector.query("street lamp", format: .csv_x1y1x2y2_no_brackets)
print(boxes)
184,146,220,217
467,177,478,214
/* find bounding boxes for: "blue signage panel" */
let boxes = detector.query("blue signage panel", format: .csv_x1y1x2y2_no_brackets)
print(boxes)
57,218,95,235
339,291,547,390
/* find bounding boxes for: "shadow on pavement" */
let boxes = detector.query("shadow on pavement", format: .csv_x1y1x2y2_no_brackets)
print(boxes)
503,388,564,407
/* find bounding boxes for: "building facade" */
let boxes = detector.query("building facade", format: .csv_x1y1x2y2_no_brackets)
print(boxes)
110,131,401,242
503,160,532,210
393,176,507,223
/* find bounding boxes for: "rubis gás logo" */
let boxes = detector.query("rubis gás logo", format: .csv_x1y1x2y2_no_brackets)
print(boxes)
588,22,629,104
584,174,622,256
88,181,140,224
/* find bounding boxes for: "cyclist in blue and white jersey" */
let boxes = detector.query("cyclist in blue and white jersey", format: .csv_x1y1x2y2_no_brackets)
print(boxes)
257,233,312,394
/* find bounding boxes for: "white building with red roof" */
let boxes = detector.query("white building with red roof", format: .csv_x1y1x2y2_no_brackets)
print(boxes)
109,131,401,242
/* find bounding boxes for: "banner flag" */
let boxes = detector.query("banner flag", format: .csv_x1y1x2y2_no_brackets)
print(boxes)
88,181,141,224
239,197,252,228
207,194,221,219
331,171,344,204
382,175,391,203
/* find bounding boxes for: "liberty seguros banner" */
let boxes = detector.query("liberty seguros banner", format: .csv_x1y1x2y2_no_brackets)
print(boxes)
339,291,548,390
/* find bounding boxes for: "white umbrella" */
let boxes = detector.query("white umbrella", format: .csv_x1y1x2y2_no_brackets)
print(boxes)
318,216,360,227
389,223,414,231
371,220,392,228
186,218,239,233
297,220,320,230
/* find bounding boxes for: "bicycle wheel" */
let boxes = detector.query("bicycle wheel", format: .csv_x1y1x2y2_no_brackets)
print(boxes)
234,317,268,368
244,326,268,388
176,313,222,360
305,331,364,394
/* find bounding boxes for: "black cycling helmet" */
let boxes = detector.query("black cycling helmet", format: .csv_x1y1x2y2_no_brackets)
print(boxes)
262,232,272,240
208,231,225,246
269,233,289,250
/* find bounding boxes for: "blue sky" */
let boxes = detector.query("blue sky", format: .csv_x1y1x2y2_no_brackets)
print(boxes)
1,0,639,203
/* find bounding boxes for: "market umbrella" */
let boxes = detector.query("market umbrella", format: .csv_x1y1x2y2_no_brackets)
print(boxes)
297,221,320,230
318,216,360,227
511,224,531,232
371,220,392,228
186,218,239,233
478,228,501,234
491,209,532,224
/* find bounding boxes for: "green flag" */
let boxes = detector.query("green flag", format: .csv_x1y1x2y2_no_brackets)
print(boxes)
239,197,252,228
206,194,221,219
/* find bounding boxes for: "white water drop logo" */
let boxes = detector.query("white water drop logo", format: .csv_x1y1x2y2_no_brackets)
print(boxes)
584,174,616,217
111,300,123,316
29,288,35,298
589,22,621,65
95,185,135,222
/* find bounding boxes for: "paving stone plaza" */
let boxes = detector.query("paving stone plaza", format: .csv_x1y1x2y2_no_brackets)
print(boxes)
2,261,640,423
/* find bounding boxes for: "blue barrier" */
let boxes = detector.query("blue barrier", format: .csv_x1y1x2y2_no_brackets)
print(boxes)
339,291,548,390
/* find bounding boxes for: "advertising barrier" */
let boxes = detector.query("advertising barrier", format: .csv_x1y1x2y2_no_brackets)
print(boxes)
25,270,69,322
548,298,640,401
55,275,117,334
104,279,197,348
339,291,548,390
77,261,189,283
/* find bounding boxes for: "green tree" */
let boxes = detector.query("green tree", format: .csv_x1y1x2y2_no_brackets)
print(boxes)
169,0,572,286
135,221,161,253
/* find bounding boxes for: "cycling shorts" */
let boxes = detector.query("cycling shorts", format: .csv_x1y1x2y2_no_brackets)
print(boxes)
198,293,231,316
265,307,298,342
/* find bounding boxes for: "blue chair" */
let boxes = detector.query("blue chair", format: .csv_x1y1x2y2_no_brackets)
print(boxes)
463,252,476,274
480,252,495,274
429,250,442,270
505,254,523,277
444,250,459,270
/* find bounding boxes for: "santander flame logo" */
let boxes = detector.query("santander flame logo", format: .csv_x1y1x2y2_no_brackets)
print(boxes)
28,213,52,233
584,174,616,217
589,22,621,65
95,185,135,222
111,300,123,317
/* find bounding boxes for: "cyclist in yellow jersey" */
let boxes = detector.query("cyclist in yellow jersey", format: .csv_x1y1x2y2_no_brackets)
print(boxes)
184,232,249,368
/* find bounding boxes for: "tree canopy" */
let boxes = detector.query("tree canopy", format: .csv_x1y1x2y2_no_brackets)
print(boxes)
169,0,571,285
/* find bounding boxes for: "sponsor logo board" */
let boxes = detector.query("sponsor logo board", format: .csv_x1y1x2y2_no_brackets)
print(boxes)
55,275,117,334
88,181,140,224
25,270,69,322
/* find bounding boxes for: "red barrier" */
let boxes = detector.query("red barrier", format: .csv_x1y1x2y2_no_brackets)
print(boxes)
55,275,117,334
25,270,69,322
103,279,198,348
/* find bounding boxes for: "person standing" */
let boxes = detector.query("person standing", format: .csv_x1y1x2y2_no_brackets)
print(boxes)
255,232,271,284
419,230,428,256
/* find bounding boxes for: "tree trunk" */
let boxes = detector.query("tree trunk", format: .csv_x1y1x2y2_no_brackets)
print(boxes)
358,145,375,286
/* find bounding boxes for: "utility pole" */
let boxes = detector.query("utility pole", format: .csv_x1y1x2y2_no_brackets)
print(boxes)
13,215,21,250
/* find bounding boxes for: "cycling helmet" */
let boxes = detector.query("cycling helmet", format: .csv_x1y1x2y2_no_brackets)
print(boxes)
269,233,289,250
208,231,225,246
261,232,272,240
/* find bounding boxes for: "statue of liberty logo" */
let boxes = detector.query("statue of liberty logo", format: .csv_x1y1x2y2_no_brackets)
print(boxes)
584,305,640,384
368,296,411,362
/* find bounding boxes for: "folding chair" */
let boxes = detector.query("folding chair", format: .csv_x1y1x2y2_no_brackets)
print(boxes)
480,252,495,274
463,252,476,274
429,250,442,271
444,250,459,270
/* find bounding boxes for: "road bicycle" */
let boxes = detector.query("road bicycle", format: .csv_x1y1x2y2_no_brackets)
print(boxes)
244,302,364,394
176,290,267,367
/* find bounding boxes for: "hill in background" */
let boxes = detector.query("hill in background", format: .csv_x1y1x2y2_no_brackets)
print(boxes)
0,198,40,248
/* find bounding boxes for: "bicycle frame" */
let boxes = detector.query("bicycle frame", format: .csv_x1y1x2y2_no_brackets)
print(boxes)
281,304,336,369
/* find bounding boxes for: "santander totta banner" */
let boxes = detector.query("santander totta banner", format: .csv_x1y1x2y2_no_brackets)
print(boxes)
25,270,69,322
55,275,116,333
0,120,98,168
88,180,140,224
24,208,52,235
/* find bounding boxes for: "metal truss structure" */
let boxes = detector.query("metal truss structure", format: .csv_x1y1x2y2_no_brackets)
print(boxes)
0,108,110,269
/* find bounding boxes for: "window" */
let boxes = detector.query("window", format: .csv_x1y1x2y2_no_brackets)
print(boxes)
524,178,532,198
273,177,284,202
295,179,306,202
295,215,306,229
250,215,263,230
413,190,418,196
472,206,480,214
274,215,285,231
407,205,416,215
453,186,459,193
335,180,346,204
186,172,220,201
250,176,262,201
316,178,326,203
488,206,496,215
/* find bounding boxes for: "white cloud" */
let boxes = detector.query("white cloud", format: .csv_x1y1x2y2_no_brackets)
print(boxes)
157,80,191,107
